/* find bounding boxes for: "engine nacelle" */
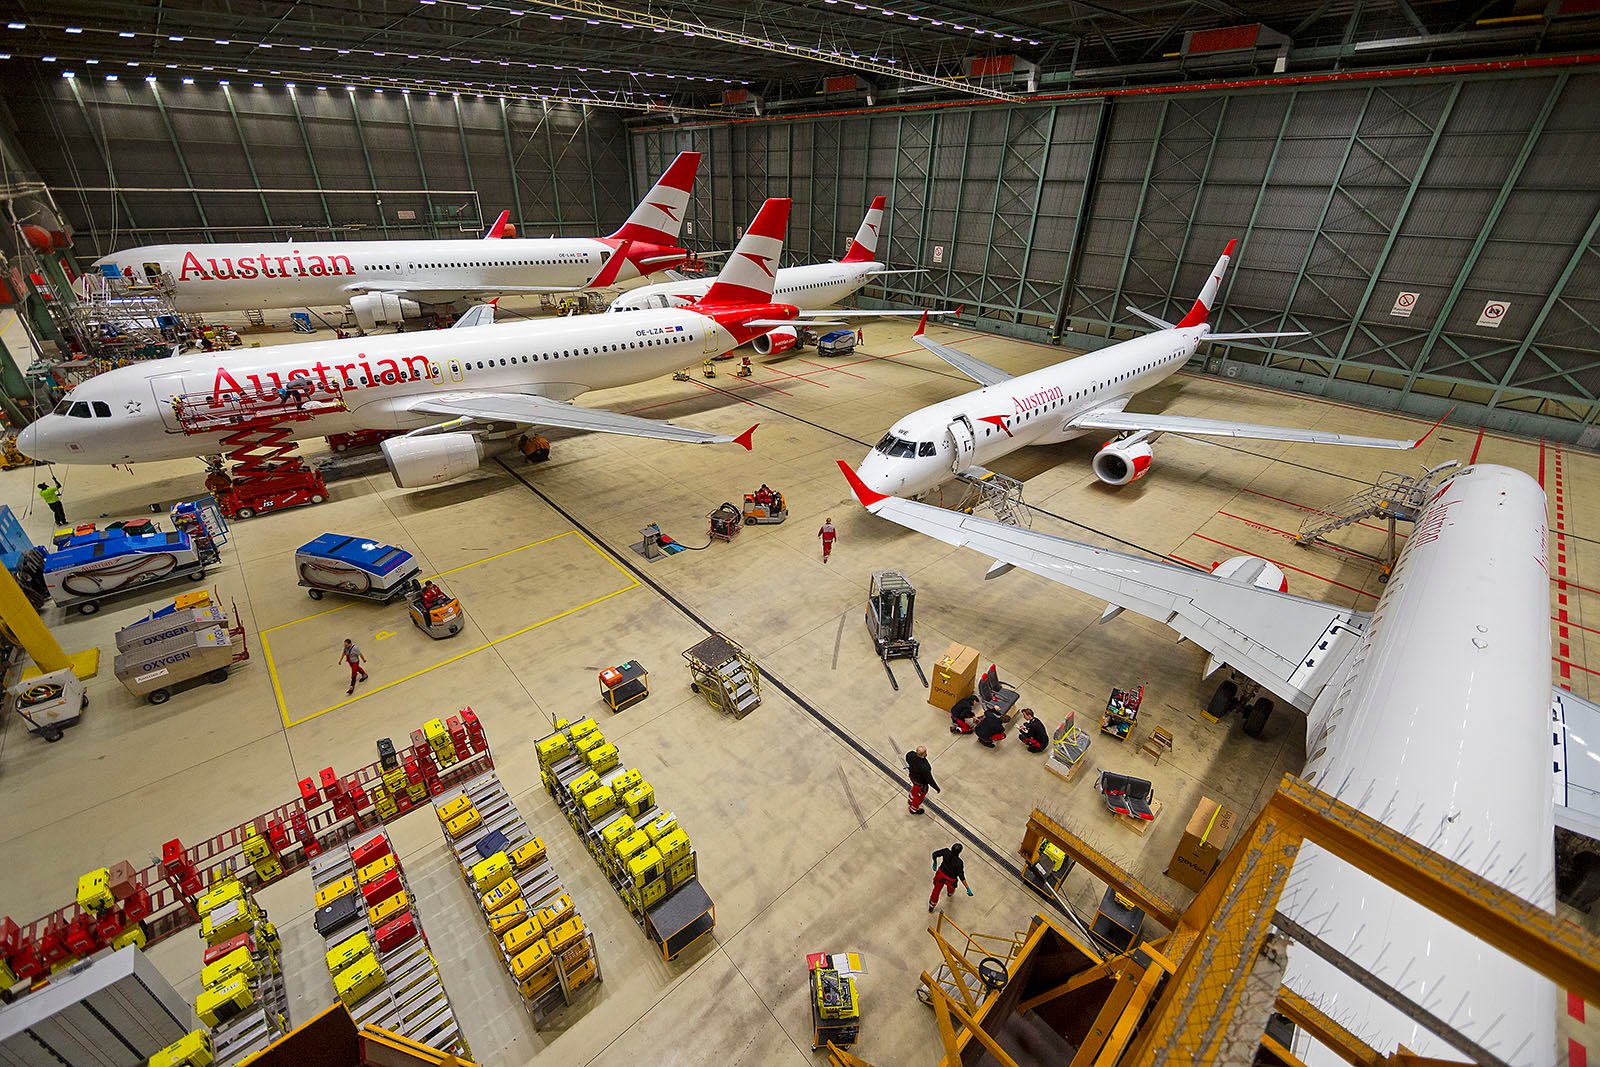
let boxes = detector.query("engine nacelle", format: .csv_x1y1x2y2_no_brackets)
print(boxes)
1211,555,1289,593
350,292,424,332
381,432,484,488
752,326,799,356
1092,439,1154,486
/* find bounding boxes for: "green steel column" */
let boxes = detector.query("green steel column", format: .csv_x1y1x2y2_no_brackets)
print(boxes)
346,92,391,239
581,105,600,234
1106,98,1169,337
1163,97,1229,302
977,107,1018,315
64,78,139,236
1213,92,1298,347
1400,74,1568,401
0,335,35,424
402,94,438,238
285,87,336,234
218,86,275,229
943,111,974,308
1330,83,1461,363
539,101,563,235
1050,97,1112,343
1013,105,1059,320
500,99,529,235
146,83,211,230
1487,201,1600,408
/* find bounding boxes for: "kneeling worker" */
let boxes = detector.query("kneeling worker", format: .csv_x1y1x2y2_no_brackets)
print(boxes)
975,705,1006,748
1017,708,1048,753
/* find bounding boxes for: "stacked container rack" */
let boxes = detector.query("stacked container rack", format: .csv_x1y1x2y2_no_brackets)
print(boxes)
536,717,716,962
193,873,290,1065
431,770,601,1023
306,828,470,1058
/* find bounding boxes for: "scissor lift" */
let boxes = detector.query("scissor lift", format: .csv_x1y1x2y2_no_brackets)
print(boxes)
173,388,347,520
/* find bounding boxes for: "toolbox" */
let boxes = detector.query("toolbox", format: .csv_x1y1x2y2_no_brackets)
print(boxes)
584,742,620,774
628,877,668,913
325,933,373,976
201,946,256,989
334,954,385,1008
481,878,521,914
536,894,575,930
815,969,860,1020
424,718,450,751
644,811,678,842
368,890,409,928
475,830,510,862
488,898,527,935
501,919,541,957
569,718,600,742
566,956,598,991
600,818,636,855
545,916,586,955
611,768,643,796
580,785,616,821
202,932,254,966
569,769,602,799
375,911,418,954
471,852,513,894
445,807,482,839
668,853,698,888
626,847,666,886
573,732,606,759
316,876,357,908
76,869,113,913
518,966,557,1000
655,829,691,867
536,734,571,767
511,940,552,981
622,782,656,818
351,834,391,868
510,838,547,870
314,894,364,939
615,831,653,867
437,794,473,824
197,878,244,919
357,853,397,886
196,975,255,1027
361,869,403,909
202,900,258,945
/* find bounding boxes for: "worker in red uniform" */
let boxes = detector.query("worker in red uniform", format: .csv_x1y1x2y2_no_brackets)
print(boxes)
1017,708,1048,752
421,581,446,609
929,843,972,912
906,746,939,815
339,638,369,696
818,516,837,563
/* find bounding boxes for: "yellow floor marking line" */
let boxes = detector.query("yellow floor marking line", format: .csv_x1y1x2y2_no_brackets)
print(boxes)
261,531,639,728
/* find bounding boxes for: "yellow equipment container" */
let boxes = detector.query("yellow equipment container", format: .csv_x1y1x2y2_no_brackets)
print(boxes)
481,878,521,914
501,919,541,957
195,975,255,1027
573,732,606,759
568,769,602,799
536,734,571,767
334,954,385,1008
470,852,513,894
325,933,373,977
488,897,528,935
600,817,636,855
111,922,148,951
611,768,643,795
626,846,665,887
510,939,552,981
424,718,449,751
569,718,600,742
655,828,691,867
545,916,586,955
197,878,244,919
383,766,409,793
510,838,547,870
315,876,357,908
668,853,698,888
627,877,668,913
148,1030,215,1067
437,794,473,824
644,811,678,843
584,742,619,774
358,854,396,886
241,829,272,865
566,956,598,991
580,785,616,821
445,807,481,839
407,779,428,802
621,782,656,818
368,891,408,927
253,857,284,882
76,868,114,914
536,893,574,930
200,900,258,946
519,965,557,1000
614,831,653,868
201,946,256,989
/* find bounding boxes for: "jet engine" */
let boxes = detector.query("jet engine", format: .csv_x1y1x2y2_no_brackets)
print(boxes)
751,326,799,356
381,433,484,488
1091,438,1153,485
350,292,424,331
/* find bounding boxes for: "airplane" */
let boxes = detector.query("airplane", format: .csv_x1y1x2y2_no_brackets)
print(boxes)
853,240,1418,500
89,152,704,332
840,457,1600,1065
17,197,836,489
608,195,923,354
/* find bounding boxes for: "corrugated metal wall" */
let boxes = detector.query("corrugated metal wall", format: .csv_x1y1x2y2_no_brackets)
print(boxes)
7,74,631,254
632,69,1600,441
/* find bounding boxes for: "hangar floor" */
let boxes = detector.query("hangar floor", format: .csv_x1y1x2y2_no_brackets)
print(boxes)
0,311,1592,1064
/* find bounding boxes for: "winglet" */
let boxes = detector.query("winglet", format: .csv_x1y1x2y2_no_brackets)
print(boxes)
1411,404,1456,449
914,310,928,337
734,424,759,451
838,460,887,507
483,210,511,239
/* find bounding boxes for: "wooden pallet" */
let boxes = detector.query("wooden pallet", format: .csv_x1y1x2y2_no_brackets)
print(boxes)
1115,799,1162,836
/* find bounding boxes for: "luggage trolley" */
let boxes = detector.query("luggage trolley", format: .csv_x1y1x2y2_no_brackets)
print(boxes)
295,533,421,602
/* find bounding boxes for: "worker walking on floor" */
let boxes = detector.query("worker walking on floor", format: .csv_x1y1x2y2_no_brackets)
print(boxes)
339,638,369,695
37,476,65,526
929,842,972,912
818,516,837,563
906,746,940,815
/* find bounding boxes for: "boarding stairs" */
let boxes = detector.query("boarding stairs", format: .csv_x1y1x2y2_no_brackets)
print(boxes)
1295,462,1457,577
173,389,348,519
954,467,1031,527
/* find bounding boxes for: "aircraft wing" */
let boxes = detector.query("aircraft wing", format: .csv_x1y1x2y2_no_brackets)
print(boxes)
912,331,1011,387
1552,687,1600,838
406,393,756,449
1069,409,1416,450
839,462,1367,712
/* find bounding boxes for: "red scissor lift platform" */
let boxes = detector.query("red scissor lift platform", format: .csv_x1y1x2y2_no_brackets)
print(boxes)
174,387,348,520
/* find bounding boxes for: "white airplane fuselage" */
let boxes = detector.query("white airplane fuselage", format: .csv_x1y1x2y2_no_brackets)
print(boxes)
1281,462,1554,1064
17,309,741,465
857,326,1201,496
93,236,659,314
609,259,885,313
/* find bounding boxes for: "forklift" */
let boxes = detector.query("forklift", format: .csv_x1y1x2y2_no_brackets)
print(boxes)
865,570,927,691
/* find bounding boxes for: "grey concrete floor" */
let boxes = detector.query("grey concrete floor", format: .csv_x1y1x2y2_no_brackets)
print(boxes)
0,306,1592,1065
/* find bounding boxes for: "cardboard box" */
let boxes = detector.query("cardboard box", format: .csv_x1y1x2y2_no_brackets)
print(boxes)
928,643,980,712
1165,796,1237,892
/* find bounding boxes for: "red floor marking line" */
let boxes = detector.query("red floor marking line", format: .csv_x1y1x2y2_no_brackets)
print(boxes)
1570,1038,1587,1067
1188,533,1379,601
793,357,867,381
1217,511,1373,559
1239,488,1409,541
1571,991,1586,1022
1469,427,1485,464
1555,656,1598,678
1168,553,1215,571
683,378,757,407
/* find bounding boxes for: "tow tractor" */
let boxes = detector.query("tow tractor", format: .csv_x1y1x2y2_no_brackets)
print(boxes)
742,487,788,524
406,581,465,640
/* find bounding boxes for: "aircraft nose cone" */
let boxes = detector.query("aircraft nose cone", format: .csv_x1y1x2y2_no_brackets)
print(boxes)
13,423,38,461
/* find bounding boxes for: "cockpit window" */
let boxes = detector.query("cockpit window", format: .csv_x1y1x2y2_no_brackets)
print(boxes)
67,402,92,418
918,442,936,457
53,400,72,415
874,433,917,459
92,401,111,418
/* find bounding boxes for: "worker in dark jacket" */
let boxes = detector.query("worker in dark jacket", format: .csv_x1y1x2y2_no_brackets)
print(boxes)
906,746,939,815
975,705,1006,748
1017,708,1049,753
929,843,972,911
948,693,979,734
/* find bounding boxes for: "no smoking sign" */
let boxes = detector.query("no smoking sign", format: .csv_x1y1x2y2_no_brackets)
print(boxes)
1477,299,1510,328
1391,291,1418,318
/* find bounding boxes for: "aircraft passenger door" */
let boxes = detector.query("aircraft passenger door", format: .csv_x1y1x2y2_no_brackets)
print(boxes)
703,326,719,356
946,415,976,473
150,372,192,432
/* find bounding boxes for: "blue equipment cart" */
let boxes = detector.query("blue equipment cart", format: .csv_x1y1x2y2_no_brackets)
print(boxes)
43,529,207,615
295,533,421,602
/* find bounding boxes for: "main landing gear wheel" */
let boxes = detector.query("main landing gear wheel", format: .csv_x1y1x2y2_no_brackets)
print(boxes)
1207,679,1238,718
1243,697,1274,738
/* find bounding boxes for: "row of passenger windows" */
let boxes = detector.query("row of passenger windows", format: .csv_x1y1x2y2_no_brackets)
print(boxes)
361,259,588,270
458,331,694,371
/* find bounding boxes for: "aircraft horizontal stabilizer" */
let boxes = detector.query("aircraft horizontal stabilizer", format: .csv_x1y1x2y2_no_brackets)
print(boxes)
1203,331,1309,341
1125,306,1175,331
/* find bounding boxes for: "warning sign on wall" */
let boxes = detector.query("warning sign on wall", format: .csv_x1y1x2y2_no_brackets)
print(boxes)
686,221,694,236
932,244,945,265
1477,300,1510,328
1391,291,1418,318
